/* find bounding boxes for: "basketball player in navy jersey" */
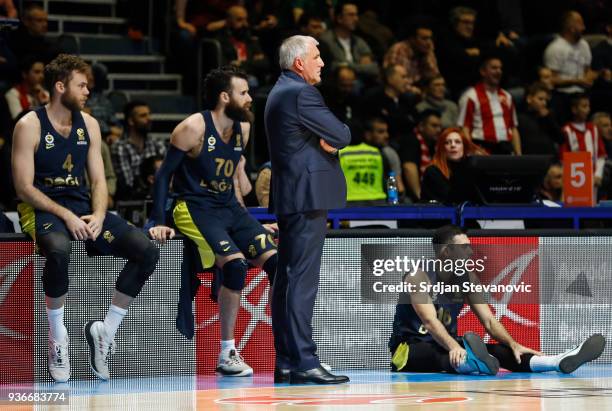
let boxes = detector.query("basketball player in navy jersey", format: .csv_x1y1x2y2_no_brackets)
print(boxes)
389,225,605,375
149,66,278,377
12,54,160,382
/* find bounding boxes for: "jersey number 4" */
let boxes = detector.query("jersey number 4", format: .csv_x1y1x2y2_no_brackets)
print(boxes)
62,154,74,173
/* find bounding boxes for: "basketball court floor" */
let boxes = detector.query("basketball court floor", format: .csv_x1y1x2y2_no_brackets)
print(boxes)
2,365,612,410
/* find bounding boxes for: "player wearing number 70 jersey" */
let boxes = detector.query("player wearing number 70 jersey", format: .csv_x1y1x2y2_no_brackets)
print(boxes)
148,66,278,377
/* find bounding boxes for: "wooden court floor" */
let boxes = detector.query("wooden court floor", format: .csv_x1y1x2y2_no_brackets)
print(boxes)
2,365,612,410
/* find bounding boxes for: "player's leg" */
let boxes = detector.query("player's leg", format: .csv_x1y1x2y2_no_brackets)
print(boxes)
231,209,278,285
18,203,72,382
459,332,500,375
528,334,606,373
391,341,456,373
173,200,252,376
214,252,253,376
83,216,159,380
485,343,533,372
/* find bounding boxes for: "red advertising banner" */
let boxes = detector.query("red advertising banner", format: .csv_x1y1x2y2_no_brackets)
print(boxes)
458,237,541,353
0,243,35,384
195,268,275,375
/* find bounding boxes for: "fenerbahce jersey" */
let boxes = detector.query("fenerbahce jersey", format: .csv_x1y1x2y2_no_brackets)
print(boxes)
389,270,467,350
33,106,90,201
173,110,244,207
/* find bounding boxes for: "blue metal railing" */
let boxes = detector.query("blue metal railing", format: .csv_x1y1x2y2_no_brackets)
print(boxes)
248,205,612,230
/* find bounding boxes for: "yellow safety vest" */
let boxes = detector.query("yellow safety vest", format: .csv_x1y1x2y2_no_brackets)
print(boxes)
339,143,386,201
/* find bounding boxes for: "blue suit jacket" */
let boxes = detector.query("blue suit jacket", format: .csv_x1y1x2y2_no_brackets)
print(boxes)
264,70,351,215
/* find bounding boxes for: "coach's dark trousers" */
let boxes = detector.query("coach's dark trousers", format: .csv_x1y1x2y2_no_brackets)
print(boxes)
272,210,327,371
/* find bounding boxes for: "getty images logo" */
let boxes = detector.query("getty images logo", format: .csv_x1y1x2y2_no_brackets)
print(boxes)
458,250,539,342
0,254,34,340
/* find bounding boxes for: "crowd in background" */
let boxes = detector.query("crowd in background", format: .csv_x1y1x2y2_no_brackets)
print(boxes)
0,0,610,223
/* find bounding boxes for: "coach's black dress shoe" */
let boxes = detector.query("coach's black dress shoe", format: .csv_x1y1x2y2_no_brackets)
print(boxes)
274,367,291,383
289,366,349,385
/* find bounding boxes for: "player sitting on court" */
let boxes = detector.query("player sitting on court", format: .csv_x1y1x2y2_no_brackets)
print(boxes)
389,225,605,375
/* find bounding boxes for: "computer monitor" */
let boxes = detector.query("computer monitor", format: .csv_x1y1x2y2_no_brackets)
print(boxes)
466,155,552,205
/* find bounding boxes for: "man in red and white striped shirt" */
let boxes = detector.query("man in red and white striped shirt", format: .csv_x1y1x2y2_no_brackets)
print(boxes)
560,94,606,186
457,57,521,154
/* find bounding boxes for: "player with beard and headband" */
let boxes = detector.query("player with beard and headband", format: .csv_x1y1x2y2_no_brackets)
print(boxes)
149,66,278,377
11,54,160,382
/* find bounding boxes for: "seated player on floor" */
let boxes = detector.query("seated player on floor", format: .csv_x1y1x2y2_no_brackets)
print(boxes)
389,225,605,375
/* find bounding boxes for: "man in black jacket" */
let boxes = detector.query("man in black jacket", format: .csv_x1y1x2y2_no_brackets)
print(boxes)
518,82,564,159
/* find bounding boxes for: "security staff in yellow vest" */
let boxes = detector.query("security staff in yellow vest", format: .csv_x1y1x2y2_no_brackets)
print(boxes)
339,117,395,205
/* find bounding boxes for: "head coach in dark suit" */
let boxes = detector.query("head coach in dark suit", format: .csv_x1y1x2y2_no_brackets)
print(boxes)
264,35,351,384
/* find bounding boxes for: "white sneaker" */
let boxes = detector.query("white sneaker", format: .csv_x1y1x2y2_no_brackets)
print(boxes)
48,334,70,382
216,349,253,377
558,333,606,373
84,321,116,380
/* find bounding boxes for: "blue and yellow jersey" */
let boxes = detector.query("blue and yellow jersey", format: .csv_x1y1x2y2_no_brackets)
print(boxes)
173,110,244,207
33,106,90,201
389,270,467,351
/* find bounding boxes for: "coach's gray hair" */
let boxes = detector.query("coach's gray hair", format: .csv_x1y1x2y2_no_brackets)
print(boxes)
278,35,318,70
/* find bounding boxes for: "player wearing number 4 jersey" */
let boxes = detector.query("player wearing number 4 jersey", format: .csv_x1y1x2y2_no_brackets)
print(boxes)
149,66,278,377
12,54,160,382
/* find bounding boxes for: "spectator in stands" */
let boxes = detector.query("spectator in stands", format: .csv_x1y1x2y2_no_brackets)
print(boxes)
362,116,405,200
592,22,611,79
0,0,17,18
7,3,61,63
539,163,563,202
173,0,239,93
362,64,417,149
339,117,401,205
457,56,521,155
111,101,166,200
400,110,442,202
298,12,326,39
134,155,164,200
518,82,563,158
321,66,361,125
416,75,458,129
0,34,18,92
215,5,270,86
319,2,379,85
339,142,387,206
356,7,394,62
590,22,611,115
544,11,598,122
537,66,555,92
593,112,612,156
437,7,482,98
560,94,606,189
383,22,439,95
593,112,612,199
4,55,49,121
84,64,122,146
284,0,334,30
175,0,239,37
421,127,485,204
255,161,271,207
